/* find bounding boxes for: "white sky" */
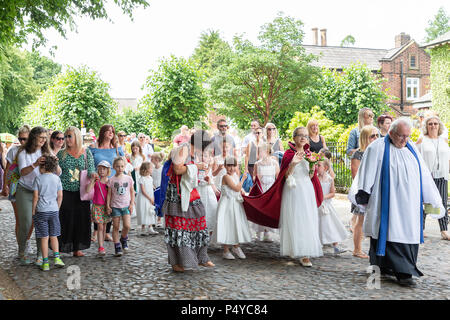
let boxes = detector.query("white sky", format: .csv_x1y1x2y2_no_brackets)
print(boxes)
33,0,449,99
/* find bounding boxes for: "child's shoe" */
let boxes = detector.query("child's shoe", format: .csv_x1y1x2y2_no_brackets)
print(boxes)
263,231,272,242
41,262,50,271
98,247,106,256
114,244,123,257
19,255,33,265
120,236,129,253
222,251,235,260
148,227,159,235
333,246,348,255
35,255,43,267
54,257,65,268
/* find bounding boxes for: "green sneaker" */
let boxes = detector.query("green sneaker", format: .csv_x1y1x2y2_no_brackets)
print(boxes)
41,263,50,271
54,257,65,268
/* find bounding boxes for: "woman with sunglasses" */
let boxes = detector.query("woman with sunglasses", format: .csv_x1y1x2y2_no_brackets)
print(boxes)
49,131,65,156
245,127,265,178
265,123,284,154
117,131,131,156
57,127,96,257
350,125,379,259
15,126,52,265
415,116,449,240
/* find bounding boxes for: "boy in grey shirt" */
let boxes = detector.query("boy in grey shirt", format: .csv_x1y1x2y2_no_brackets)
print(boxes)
32,154,64,271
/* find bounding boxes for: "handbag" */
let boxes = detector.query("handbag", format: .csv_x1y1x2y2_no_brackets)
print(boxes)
5,153,21,196
79,149,94,201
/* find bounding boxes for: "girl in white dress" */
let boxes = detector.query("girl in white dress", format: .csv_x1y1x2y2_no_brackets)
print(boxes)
280,127,323,267
195,148,219,240
316,159,348,254
130,141,145,193
252,143,279,242
212,139,234,190
151,152,164,227
136,162,157,235
216,157,252,260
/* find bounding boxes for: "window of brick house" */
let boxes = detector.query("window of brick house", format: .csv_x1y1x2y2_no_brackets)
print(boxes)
406,78,419,99
409,54,418,69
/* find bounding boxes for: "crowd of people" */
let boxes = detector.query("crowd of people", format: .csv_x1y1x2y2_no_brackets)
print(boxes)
0,108,448,287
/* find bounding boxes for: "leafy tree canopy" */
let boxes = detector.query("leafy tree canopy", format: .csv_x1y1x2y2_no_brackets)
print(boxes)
0,0,149,48
20,65,117,131
140,56,208,140
424,7,450,43
209,13,320,131
340,35,355,47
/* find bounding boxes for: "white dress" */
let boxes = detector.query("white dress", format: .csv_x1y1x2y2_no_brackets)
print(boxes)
196,168,218,237
318,174,348,245
213,156,227,190
152,166,163,189
131,155,144,193
136,176,156,225
216,174,252,245
279,159,323,258
251,160,277,235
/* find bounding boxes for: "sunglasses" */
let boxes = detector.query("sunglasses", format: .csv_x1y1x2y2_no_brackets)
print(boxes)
255,132,262,135
65,135,73,139
267,128,276,131
18,138,27,142
55,137,65,141
427,122,439,126
369,134,379,139
219,125,228,128
294,134,308,139
119,135,127,137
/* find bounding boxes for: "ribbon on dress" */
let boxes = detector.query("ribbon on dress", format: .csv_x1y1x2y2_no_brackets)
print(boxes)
377,135,424,256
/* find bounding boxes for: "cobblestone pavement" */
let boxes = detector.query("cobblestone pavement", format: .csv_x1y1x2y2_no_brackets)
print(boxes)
0,196,449,300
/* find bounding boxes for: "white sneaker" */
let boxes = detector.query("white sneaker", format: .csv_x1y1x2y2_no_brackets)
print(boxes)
222,251,235,260
148,228,159,235
333,246,348,255
300,258,312,267
263,231,272,242
231,247,246,259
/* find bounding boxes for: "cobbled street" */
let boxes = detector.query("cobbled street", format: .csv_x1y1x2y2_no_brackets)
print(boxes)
0,195,449,300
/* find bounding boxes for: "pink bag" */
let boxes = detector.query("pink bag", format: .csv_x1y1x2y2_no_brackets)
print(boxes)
79,149,94,201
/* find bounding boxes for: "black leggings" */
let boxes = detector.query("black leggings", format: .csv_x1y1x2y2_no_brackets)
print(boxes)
93,221,112,233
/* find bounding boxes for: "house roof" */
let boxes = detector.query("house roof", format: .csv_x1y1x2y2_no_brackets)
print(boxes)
412,92,432,109
421,31,450,49
303,45,388,71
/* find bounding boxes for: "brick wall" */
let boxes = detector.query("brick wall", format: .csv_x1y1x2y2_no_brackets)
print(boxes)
381,42,430,115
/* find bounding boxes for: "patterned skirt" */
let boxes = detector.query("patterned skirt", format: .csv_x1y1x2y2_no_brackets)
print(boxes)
91,204,112,224
163,182,210,268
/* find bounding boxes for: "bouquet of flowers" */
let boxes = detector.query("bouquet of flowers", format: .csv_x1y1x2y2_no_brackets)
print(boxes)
304,152,324,174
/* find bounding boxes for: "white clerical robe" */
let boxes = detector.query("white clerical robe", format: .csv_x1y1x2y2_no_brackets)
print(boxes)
351,138,445,244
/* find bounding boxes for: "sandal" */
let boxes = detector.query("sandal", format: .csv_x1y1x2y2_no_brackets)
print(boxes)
352,251,369,259
441,231,450,241
172,264,184,272
199,261,215,267
73,251,85,257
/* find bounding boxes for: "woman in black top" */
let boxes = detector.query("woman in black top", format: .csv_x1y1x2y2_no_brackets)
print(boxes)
307,119,327,153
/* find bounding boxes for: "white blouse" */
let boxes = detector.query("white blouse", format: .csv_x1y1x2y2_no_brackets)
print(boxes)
416,136,449,180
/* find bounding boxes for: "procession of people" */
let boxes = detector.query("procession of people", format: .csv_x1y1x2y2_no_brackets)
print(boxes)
0,108,448,288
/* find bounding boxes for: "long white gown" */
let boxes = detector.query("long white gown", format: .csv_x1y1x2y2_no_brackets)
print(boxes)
196,168,218,237
279,159,323,258
318,173,348,245
131,155,144,193
136,176,156,225
216,174,252,245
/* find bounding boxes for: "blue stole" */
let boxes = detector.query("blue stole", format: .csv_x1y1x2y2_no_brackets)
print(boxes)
377,135,424,256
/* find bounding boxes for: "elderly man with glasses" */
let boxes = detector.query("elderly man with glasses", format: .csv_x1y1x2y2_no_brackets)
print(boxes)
350,117,445,287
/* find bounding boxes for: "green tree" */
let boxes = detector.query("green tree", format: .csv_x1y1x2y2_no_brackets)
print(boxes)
0,45,39,132
112,106,152,136
424,7,450,43
209,13,320,131
190,30,232,78
340,35,355,47
140,56,208,140
0,0,149,47
20,65,117,131
312,62,390,127
26,51,62,91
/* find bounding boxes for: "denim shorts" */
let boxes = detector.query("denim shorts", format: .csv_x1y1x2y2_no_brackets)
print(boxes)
111,207,130,218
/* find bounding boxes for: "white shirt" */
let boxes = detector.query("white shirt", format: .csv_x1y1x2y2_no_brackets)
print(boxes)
6,145,20,164
152,166,162,189
17,149,42,190
416,136,449,180
142,144,154,159
241,133,255,149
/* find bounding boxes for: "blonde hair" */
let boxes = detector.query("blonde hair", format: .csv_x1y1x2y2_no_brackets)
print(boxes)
264,122,279,139
306,119,319,137
151,151,165,162
139,161,153,176
257,143,272,156
358,108,374,130
112,156,126,168
359,125,378,152
17,124,31,136
97,164,111,177
65,126,83,153
422,116,444,136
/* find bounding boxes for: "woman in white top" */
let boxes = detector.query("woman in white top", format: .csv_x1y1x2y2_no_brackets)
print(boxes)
15,126,53,265
415,115,450,240
129,140,145,193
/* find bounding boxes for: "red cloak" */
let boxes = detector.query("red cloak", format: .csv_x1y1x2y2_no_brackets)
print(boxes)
242,142,323,228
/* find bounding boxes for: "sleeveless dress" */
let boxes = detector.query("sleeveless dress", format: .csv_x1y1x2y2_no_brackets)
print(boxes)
216,174,252,245
162,149,210,269
318,174,348,245
136,175,156,226
196,168,218,238
279,159,323,258
308,136,324,153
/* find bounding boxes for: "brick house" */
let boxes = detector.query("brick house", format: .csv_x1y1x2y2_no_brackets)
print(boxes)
304,30,431,116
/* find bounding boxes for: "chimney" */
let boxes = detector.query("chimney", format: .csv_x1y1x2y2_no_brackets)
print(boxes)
395,32,411,48
320,29,327,46
312,28,318,45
